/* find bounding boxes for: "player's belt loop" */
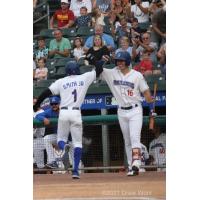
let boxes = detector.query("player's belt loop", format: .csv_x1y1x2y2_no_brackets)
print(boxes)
120,104,138,110
61,107,80,110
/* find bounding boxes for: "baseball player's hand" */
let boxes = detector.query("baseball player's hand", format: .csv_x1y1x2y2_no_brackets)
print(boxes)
43,118,50,126
149,109,157,117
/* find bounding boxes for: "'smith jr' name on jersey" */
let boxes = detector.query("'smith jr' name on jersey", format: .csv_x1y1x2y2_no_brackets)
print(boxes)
113,80,134,89
62,81,84,89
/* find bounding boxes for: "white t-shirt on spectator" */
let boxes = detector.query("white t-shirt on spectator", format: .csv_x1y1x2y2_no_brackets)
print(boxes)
73,47,85,60
131,2,150,23
70,0,92,17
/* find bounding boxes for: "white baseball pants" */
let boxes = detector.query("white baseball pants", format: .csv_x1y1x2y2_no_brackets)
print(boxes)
117,105,143,168
57,109,83,148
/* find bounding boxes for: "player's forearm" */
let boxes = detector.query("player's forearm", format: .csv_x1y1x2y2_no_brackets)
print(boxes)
143,89,154,103
33,88,52,112
152,24,165,37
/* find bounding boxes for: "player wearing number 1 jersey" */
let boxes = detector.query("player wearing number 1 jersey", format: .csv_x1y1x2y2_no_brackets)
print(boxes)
96,51,154,176
33,61,101,179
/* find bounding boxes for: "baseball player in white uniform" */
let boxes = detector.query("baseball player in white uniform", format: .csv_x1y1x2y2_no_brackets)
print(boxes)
149,127,166,170
33,60,100,179
96,51,154,176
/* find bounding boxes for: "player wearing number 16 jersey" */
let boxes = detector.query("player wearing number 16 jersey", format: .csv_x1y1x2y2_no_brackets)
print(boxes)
34,61,101,179
96,51,154,176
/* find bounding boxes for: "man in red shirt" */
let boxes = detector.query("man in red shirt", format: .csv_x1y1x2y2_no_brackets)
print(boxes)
50,0,75,29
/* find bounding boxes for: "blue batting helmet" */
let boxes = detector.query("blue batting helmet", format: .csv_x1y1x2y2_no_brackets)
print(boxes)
115,51,131,66
50,96,60,104
65,61,80,76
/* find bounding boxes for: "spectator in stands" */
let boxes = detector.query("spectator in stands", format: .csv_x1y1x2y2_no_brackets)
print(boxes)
84,24,115,52
130,17,146,39
157,42,166,75
151,3,166,47
110,0,131,24
85,34,110,65
134,32,158,64
114,17,132,40
91,7,106,26
34,36,49,62
34,58,48,81
115,36,136,60
131,0,150,29
49,29,71,59
149,126,166,171
33,59,37,80
92,0,112,16
134,50,153,76
149,0,165,19
75,7,92,28
50,0,75,29
70,0,92,17
33,0,38,9
73,37,85,61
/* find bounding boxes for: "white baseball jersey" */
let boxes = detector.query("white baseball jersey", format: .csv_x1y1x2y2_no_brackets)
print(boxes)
101,68,149,107
149,133,166,165
49,71,96,108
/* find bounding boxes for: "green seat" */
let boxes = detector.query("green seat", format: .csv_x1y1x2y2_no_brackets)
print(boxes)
104,63,115,69
40,29,54,38
45,38,52,48
77,27,94,36
33,86,46,97
62,28,77,38
35,79,56,87
79,65,94,74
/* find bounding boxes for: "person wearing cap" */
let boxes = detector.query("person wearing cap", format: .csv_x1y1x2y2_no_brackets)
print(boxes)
34,96,61,169
50,0,75,29
70,0,92,17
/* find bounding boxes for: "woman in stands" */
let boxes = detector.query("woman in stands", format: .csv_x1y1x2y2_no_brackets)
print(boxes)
85,35,110,65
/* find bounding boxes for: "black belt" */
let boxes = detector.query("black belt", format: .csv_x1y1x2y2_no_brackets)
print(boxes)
61,107,80,110
120,104,138,110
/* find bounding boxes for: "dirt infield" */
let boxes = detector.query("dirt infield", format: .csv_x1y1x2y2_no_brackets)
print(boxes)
33,172,165,200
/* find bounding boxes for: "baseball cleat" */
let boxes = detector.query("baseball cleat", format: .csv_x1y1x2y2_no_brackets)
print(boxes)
72,170,80,179
132,165,139,176
127,169,134,176
46,161,59,169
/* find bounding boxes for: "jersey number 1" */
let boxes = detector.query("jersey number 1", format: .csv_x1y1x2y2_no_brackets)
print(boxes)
72,89,77,102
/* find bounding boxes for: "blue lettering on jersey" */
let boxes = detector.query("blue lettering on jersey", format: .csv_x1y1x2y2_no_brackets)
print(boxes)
63,81,78,89
113,80,134,89
78,81,84,86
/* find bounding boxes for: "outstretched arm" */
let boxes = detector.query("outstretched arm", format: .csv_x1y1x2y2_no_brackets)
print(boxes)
33,88,53,111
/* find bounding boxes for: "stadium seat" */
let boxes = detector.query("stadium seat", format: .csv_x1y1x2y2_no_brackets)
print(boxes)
62,28,77,38
39,29,54,38
104,63,115,69
45,38,52,48
35,79,56,87
77,27,94,36
79,65,94,74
